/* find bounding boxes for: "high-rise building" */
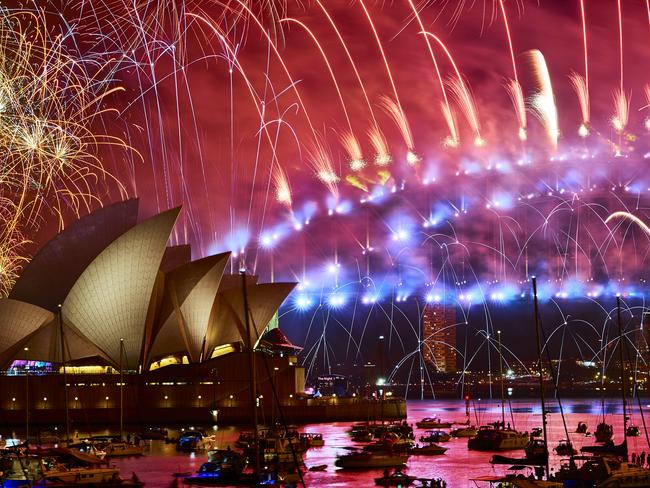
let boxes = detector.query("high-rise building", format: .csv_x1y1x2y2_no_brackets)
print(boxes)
637,311,650,366
422,304,457,373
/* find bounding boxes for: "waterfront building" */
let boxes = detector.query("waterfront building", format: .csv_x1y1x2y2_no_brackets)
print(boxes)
0,200,314,426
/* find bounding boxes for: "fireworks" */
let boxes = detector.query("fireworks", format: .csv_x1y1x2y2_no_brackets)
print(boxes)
505,80,526,141
527,50,559,150
368,125,392,166
0,9,125,295
611,88,630,134
570,73,590,137
447,77,483,147
6,0,650,388
272,164,292,207
380,96,418,165
340,131,366,171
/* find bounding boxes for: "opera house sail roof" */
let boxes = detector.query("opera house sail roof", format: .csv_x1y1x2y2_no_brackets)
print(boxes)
0,202,297,372
149,252,230,363
9,199,139,312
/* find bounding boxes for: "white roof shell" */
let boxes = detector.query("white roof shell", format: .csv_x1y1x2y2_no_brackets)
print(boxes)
62,207,180,368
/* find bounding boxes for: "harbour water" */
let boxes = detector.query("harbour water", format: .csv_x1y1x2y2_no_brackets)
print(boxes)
83,398,650,487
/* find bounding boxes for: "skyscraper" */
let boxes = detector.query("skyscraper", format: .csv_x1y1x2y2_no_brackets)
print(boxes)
637,311,650,366
422,304,457,373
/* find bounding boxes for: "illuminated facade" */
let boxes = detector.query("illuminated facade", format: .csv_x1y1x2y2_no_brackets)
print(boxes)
638,312,650,368
422,304,458,373
0,200,296,371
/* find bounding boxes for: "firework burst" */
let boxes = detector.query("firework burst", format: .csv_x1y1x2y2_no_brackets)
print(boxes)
505,79,526,141
611,87,630,134
368,125,392,166
527,49,559,150
272,164,292,207
340,131,366,171
0,10,126,294
380,96,419,165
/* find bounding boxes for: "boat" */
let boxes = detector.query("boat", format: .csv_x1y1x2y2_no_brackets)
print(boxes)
299,432,324,447
334,451,409,469
245,434,305,465
450,425,478,438
490,439,548,466
67,441,106,460
419,430,450,443
468,425,530,451
415,417,452,429
375,468,417,486
377,422,414,440
103,442,144,457
39,466,144,486
553,439,577,456
351,429,373,443
407,443,447,455
490,454,546,466
575,422,588,434
595,422,614,443
1,447,144,487
556,455,650,487
176,431,218,452
362,436,413,454
471,474,562,487
308,464,327,471
183,449,246,486
626,425,640,437
581,439,628,457
525,439,548,458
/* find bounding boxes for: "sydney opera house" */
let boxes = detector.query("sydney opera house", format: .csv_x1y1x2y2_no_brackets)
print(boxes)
0,200,310,429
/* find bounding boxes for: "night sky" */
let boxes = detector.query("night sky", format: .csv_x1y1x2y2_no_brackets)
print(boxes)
12,0,650,377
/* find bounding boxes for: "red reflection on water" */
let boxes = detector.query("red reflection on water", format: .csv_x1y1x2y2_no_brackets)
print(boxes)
111,399,648,487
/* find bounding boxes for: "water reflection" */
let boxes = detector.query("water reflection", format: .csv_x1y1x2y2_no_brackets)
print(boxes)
109,398,649,487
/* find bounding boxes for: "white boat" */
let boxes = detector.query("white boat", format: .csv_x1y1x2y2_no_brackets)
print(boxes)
451,425,479,438
2,448,144,486
419,430,451,443
104,442,145,457
335,451,408,469
42,466,137,484
468,425,529,451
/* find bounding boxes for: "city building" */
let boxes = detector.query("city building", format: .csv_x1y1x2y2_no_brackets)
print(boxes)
422,303,458,373
637,311,650,368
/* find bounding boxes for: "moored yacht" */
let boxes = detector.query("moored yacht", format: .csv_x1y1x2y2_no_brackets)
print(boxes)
407,443,447,455
415,417,452,429
451,425,478,438
419,430,450,443
556,455,650,487
103,442,145,457
595,422,614,443
335,450,408,469
183,449,246,486
468,425,530,451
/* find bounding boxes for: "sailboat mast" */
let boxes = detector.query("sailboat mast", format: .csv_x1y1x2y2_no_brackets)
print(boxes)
240,270,260,477
498,330,505,428
59,305,70,445
25,348,29,443
532,277,549,479
119,338,124,441
617,296,628,449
